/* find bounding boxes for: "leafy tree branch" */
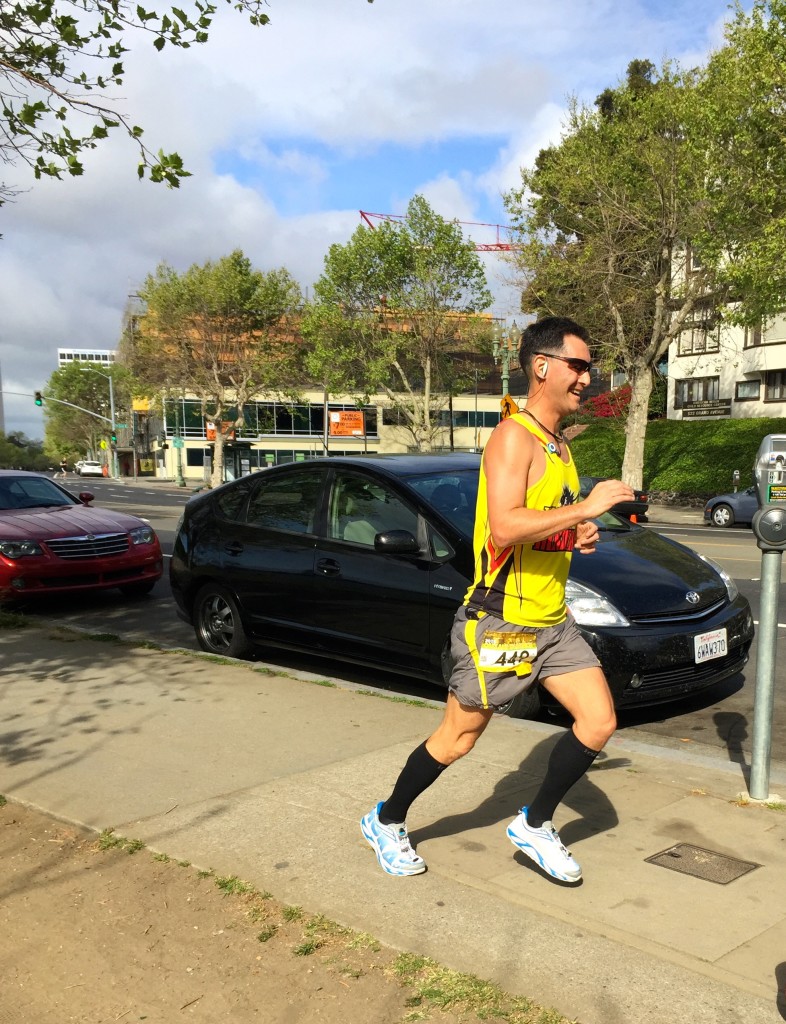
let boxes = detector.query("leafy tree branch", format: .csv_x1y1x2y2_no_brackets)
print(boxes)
1,0,271,192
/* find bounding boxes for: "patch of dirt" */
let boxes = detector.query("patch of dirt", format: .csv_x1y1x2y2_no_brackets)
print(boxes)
0,800,567,1024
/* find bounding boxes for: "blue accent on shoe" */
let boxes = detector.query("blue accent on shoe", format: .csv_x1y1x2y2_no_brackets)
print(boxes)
360,801,426,876
506,805,582,882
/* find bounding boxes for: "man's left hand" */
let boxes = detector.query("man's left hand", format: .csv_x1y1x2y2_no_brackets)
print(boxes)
575,519,599,554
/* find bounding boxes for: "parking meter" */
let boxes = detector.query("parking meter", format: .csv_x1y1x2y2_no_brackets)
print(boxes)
732,469,740,492
752,434,786,551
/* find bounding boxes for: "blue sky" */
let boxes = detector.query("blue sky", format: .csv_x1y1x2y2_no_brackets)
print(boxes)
215,136,508,218
0,0,737,439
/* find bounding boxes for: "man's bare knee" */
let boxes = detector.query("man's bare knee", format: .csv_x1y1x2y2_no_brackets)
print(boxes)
576,709,616,750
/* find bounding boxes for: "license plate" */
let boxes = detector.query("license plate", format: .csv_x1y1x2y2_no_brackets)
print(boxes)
694,628,727,664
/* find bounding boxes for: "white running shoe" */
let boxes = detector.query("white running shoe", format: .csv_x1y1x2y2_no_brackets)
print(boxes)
506,806,582,882
360,801,426,876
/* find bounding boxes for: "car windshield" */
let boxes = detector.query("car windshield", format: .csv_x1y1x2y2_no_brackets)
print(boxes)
406,469,633,537
0,476,78,511
594,510,634,531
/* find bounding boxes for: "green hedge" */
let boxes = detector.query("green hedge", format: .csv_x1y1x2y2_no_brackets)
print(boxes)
569,417,786,495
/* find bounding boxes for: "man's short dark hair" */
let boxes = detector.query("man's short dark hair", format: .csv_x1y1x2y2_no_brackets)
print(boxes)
518,316,590,378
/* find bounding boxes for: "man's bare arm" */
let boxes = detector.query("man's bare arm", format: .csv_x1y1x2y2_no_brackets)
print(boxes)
485,420,634,549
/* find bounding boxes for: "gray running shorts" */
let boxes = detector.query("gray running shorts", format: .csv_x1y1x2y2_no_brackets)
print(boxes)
447,606,600,712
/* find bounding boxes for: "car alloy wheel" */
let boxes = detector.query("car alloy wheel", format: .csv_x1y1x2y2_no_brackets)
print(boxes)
194,584,254,659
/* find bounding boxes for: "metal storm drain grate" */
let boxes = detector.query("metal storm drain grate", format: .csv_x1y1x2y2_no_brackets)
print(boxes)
645,843,759,884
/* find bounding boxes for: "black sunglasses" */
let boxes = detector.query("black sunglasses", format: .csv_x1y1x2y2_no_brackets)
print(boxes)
534,352,593,375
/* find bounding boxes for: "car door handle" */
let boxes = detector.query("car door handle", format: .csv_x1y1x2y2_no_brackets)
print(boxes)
224,542,244,556
316,558,341,576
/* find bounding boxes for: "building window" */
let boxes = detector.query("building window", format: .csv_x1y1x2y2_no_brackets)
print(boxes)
735,379,760,401
674,376,719,409
677,326,720,356
439,410,499,429
765,371,786,402
744,325,762,348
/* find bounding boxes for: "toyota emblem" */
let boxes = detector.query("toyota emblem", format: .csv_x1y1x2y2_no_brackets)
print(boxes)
686,591,700,604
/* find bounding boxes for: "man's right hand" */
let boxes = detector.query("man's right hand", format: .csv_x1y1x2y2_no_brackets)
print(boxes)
581,479,636,519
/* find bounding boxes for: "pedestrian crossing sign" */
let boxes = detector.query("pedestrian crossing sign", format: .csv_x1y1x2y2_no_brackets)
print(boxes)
500,395,519,419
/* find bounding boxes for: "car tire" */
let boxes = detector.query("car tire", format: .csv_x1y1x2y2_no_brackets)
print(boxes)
502,686,542,720
118,579,157,598
711,504,735,528
193,583,254,659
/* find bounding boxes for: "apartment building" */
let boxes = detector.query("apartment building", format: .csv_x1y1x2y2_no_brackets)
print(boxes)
667,314,786,420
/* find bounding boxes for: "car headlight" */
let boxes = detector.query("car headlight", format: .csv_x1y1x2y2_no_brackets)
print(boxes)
0,539,44,558
697,552,739,601
565,579,630,627
129,525,155,546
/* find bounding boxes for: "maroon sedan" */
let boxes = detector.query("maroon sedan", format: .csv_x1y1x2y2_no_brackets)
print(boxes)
0,471,163,603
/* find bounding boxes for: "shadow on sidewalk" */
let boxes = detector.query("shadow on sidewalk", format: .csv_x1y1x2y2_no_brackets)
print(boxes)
409,733,624,851
775,962,786,1020
713,710,750,786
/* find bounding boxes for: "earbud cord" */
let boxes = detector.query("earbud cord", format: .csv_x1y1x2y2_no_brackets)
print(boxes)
521,408,565,452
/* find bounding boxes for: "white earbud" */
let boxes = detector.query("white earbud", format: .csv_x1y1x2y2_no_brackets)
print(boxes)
539,361,548,379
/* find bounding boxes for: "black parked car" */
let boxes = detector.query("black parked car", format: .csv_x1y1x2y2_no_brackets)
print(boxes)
704,487,759,528
579,476,649,522
170,454,753,718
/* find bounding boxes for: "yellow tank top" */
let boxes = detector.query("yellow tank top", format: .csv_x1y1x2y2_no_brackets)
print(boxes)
464,414,580,627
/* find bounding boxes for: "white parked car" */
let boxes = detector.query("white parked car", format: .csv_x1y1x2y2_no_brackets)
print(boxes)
77,460,104,477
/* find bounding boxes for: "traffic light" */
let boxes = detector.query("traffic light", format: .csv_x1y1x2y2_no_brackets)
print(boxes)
110,431,117,445
34,391,43,406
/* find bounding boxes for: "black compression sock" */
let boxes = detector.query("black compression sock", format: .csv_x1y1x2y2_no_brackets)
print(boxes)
379,742,449,825
526,728,600,828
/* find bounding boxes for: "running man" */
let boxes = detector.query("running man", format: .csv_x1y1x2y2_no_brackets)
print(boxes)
361,316,634,883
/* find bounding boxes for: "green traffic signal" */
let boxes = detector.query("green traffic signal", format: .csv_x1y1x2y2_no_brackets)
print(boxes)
110,432,117,444
34,391,43,406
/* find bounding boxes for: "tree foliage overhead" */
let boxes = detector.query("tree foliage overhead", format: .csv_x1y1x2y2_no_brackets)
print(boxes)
698,0,786,324
0,0,271,199
505,7,786,488
507,59,719,378
127,249,302,487
302,194,494,452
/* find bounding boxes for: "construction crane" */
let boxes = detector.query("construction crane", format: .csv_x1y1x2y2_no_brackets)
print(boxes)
359,211,517,251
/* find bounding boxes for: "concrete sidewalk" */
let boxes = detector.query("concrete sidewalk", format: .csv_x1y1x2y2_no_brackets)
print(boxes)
2,626,784,1024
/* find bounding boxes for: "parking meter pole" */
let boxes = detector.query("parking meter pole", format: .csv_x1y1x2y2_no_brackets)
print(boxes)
750,548,782,800
749,433,786,800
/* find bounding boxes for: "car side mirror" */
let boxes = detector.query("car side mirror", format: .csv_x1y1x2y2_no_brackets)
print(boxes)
374,529,420,554
79,491,95,505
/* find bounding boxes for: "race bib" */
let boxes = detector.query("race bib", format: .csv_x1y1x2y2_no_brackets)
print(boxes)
478,630,537,673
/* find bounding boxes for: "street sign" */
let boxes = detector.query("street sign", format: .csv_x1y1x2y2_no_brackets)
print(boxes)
172,437,185,449
500,394,519,419
114,422,127,429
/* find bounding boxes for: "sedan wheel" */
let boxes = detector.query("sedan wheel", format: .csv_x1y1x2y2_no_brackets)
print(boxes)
194,584,254,659
711,504,735,528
